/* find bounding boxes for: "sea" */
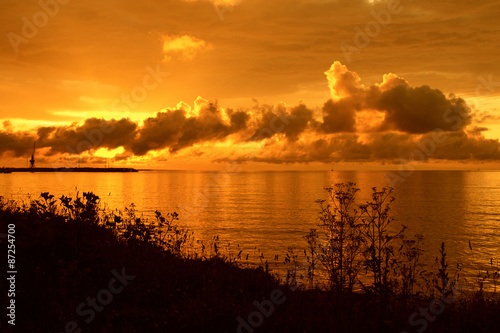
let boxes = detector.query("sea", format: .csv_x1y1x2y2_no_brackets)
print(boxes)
1,169,499,290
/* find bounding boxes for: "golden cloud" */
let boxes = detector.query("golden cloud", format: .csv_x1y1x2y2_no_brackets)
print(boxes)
161,35,213,62
2,62,500,166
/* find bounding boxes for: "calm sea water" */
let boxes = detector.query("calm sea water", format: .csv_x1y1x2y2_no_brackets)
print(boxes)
2,170,499,287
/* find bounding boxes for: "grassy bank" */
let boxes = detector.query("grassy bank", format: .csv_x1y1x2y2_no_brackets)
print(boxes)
1,191,499,332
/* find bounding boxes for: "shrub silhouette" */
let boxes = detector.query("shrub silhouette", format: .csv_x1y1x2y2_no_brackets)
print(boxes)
313,184,410,296
316,182,363,293
1,187,499,333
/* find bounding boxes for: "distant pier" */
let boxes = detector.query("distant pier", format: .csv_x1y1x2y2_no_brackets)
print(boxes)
0,167,138,173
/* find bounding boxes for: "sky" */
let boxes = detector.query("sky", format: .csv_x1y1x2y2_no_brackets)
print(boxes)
1,0,500,170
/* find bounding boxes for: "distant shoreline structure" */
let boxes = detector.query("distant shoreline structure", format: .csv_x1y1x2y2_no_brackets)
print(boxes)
0,167,138,173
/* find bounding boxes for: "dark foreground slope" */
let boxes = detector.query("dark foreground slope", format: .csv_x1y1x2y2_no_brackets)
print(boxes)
0,196,499,333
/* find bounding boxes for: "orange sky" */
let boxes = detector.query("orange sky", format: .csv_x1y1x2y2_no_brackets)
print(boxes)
1,0,500,170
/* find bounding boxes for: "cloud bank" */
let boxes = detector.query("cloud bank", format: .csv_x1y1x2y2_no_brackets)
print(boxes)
1,62,499,165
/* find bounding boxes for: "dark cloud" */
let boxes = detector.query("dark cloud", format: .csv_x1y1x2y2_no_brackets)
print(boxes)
432,131,500,160
132,102,242,155
132,110,186,155
1,63,499,165
324,62,473,134
474,112,500,124
467,126,489,136
0,130,36,157
376,86,472,133
39,118,138,155
227,110,250,131
320,99,357,133
247,106,284,140
171,102,233,153
283,104,314,141
0,118,137,157
246,103,315,142
367,133,414,160
215,129,500,165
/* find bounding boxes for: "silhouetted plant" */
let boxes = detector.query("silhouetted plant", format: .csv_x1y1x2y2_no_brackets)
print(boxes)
471,263,500,296
57,191,100,224
464,240,496,296
304,229,319,289
490,258,500,293
316,182,363,293
431,241,466,308
313,183,425,298
223,242,244,264
358,187,405,296
153,210,191,255
284,246,301,289
28,192,57,219
117,203,151,243
396,234,425,297
12,191,191,256
434,242,451,297
0,195,19,214
212,235,220,257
